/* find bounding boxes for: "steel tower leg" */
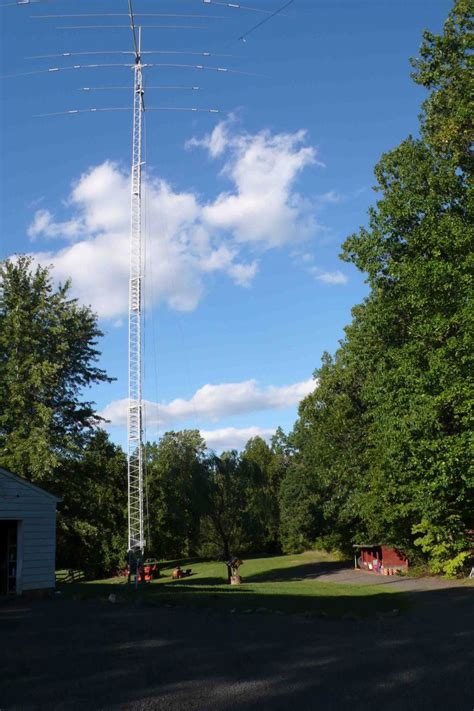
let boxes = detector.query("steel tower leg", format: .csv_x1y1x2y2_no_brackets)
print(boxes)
127,50,145,554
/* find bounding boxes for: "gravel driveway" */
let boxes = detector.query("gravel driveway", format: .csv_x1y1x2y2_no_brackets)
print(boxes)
311,566,471,591
1,581,473,710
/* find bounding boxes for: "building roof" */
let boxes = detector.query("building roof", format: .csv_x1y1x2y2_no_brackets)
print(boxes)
0,467,60,502
353,544,383,548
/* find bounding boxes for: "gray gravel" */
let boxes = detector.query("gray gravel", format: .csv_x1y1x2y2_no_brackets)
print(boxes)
1,584,473,710
310,567,472,591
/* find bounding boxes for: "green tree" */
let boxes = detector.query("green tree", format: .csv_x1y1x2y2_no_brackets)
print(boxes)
339,4,473,572
146,430,209,559
279,460,322,554
53,430,127,578
0,256,111,482
290,349,372,552
410,0,472,167
241,436,281,550
200,450,267,560
288,1,473,574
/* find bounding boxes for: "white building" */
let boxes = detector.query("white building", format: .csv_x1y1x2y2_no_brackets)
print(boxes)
0,467,59,595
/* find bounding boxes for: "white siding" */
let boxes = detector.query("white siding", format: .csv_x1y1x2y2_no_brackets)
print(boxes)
0,469,58,593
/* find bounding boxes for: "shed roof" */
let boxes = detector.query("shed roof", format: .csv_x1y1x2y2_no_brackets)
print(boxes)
353,544,383,548
0,467,60,502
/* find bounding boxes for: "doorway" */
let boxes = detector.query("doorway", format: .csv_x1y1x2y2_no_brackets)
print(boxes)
0,520,18,594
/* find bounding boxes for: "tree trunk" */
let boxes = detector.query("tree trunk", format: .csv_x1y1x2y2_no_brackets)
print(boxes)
223,539,232,582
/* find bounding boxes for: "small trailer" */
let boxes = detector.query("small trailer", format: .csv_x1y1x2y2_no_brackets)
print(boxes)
353,544,408,576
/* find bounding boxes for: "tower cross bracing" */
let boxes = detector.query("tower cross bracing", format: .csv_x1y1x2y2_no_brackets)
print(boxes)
127,17,145,554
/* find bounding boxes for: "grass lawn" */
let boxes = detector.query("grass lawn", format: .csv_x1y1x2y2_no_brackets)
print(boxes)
58,550,408,618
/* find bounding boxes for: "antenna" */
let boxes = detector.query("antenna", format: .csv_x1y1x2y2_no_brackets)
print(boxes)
2,0,294,564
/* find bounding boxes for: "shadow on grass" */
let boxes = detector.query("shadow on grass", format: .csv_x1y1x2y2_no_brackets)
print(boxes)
158,555,351,586
58,577,409,619
244,559,351,583
171,576,226,586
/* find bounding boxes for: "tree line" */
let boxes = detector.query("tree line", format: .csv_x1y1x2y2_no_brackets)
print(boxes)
0,1,472,577
0,255,292,577
285,1,473,575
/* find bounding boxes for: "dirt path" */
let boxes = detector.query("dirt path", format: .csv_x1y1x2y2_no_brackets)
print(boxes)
1,583,473,710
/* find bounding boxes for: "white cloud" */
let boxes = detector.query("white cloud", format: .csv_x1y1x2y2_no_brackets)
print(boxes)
312,269,348,285
25,119,323,317
197,121,319,247
32,163,227,316
187,119,228,158
227,260,258,286
290,257,348,286
100,377,315,428
28,209,83,240
320,271,347,285
315,190,342,206
200,427,276,452
311,268,348,285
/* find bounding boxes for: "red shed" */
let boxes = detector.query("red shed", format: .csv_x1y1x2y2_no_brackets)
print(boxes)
353,544,408,575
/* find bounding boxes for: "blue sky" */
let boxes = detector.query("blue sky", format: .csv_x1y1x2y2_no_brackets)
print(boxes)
0,0,451,451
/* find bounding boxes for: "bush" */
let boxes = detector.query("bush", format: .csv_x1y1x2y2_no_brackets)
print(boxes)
412,517,472,577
